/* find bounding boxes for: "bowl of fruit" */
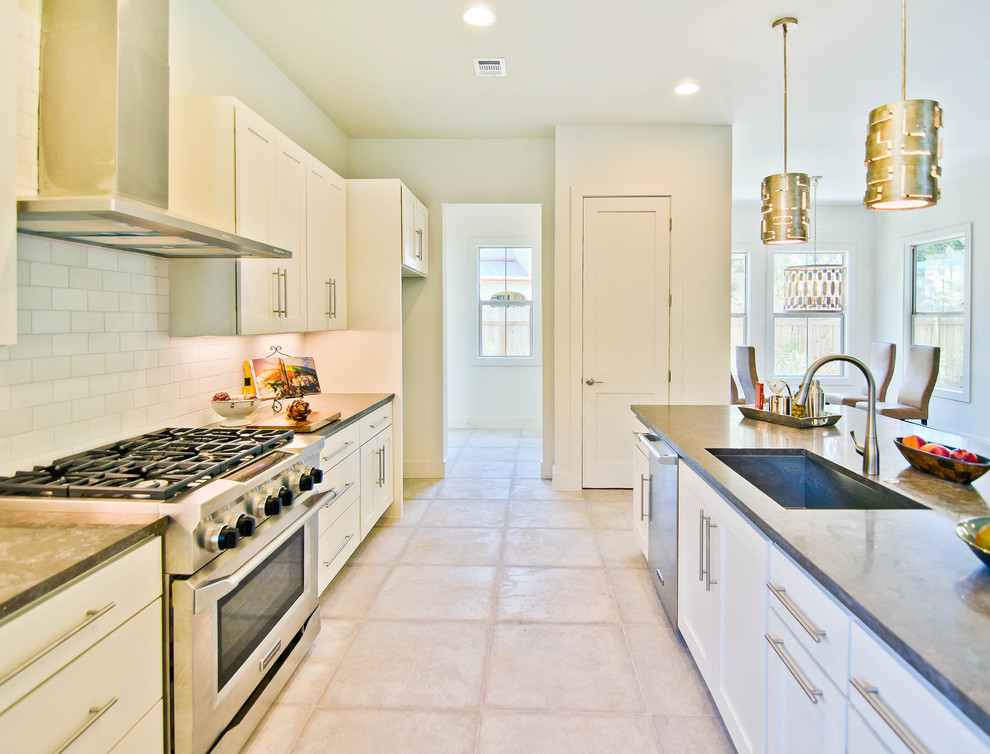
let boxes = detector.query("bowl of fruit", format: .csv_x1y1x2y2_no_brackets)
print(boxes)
955,517,990,569
894,435,990,485
210,392,260,427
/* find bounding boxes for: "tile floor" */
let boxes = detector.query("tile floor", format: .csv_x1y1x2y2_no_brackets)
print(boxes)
243,429,734,754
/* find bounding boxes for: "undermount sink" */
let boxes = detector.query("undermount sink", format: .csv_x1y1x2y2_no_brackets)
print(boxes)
707,449,929,511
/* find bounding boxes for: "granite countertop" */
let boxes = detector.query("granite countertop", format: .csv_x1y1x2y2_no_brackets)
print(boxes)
632,404,990,735
0,511,167,621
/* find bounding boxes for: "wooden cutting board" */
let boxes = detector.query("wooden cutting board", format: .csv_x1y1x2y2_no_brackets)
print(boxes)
250,410,341,432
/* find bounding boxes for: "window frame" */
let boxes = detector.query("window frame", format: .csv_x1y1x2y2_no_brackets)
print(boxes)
474,240,541,366
768,248,849,381
730,250,749,376
903,223,972,403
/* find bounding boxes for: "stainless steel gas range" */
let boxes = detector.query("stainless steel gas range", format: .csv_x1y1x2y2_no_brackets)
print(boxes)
0,426,328,753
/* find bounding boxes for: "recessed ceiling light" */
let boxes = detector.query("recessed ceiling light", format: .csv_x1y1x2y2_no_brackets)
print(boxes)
674,82,700,95
463,6,497,27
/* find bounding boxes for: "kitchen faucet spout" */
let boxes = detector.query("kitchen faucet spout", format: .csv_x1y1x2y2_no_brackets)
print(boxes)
795,354,880,476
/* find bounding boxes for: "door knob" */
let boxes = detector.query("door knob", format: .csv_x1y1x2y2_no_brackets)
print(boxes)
585,378,604,386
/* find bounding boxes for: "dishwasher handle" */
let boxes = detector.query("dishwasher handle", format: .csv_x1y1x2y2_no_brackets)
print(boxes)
633,431,678,465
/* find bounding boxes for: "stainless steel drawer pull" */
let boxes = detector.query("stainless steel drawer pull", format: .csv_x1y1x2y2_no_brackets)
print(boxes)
52,697,118,754
639,474,648,520
331,278,337,318
370,415,390,430
644,473,652,520
325,279,332,317
272,270,281,315
767,583,827,643
323,440,354,462
323,482,355,508
260,639,282,672
851,678,930,754
324,533,356,567
766,634,823,704
0,602,115,687
698,509,706,583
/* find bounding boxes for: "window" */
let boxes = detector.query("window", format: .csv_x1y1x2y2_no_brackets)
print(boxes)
908,226,971,400
772,250,847,378
479,246,534,358
730,251,748,375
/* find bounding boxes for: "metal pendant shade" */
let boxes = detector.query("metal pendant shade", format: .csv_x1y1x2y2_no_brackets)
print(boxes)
761,17,810,245
864,0,942,210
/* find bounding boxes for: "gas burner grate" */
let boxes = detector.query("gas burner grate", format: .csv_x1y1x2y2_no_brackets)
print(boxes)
0,427,294,500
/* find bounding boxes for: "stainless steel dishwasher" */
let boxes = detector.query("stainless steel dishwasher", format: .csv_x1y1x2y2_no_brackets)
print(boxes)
635,431,679,630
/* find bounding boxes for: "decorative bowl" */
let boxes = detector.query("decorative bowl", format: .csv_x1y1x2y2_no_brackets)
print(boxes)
893,437,990,485
210,398,259,427
955,516,990,569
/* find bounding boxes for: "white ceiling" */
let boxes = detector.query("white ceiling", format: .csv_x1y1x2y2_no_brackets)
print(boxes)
213,0,990,202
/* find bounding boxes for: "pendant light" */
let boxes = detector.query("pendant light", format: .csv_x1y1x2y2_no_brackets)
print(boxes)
784,177,846,312
864,0,941,209
761,17,810,245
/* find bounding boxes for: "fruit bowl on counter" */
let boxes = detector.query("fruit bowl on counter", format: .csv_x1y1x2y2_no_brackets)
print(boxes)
955,516,990,569
894,435,990,485
210,392,260,427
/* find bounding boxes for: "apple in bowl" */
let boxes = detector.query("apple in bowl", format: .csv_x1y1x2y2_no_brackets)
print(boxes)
920,442,951,457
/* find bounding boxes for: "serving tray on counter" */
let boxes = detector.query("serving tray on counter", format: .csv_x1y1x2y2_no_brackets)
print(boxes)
737,405,841,429
250,410,341,433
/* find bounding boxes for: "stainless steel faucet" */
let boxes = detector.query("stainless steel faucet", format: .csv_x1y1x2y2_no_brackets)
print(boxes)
794,354,880,476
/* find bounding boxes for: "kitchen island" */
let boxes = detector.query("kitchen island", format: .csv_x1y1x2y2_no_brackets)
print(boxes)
633,404,990,742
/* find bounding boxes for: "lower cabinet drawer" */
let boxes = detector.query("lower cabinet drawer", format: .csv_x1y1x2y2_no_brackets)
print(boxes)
766,608,846,754
317,450,361,534
317,499,361,595
110,699,164,754
849,621,990,753
768,546,849,689
359,402,393,445
0,598,163,753
318,424,361,475
0,537,162,713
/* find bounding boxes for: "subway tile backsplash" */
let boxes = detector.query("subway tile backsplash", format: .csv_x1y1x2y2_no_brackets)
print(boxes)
0,235,303,475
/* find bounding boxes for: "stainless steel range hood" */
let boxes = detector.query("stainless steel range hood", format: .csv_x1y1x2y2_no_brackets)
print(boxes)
16,0,289,260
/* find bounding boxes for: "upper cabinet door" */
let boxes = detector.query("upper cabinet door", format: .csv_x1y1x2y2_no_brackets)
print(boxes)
305,157,347,332
233,104,278,335
273,134,308,332
400,183,418,271
232,104,277,244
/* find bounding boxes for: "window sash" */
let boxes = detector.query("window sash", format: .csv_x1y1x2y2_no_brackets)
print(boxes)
478,300,534,358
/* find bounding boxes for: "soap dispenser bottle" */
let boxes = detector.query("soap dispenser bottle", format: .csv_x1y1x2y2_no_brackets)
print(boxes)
807,379,825,418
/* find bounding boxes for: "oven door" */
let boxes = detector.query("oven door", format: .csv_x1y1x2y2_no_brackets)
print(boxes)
171,505,319,754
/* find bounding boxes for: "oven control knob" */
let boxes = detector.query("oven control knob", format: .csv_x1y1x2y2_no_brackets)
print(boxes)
277,486,295,507
233,514,256,537
204,523,240,552
310,467,324,484
263,494,282,517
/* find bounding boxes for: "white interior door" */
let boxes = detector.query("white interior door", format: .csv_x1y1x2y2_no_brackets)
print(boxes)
582,196,670,488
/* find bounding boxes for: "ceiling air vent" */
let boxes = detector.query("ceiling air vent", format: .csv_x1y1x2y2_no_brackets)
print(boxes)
473,58,506,77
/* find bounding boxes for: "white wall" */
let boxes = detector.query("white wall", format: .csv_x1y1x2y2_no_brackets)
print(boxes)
874,166,990,440
348,139,556,472
444,204,542,430
553,124,732,489
731,201,877,391
170,0,350,176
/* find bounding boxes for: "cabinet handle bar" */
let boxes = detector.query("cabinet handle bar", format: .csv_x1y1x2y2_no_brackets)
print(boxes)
850,677,930,754
765,634,823,705
767,583,827,643
323,533,356,568
322,440,354,462
52,697,118,754
0,602,115,687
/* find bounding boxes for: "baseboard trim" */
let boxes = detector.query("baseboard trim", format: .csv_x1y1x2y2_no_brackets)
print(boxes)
404,460,446,479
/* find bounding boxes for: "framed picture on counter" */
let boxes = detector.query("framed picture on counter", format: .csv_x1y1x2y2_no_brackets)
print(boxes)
248,356,322,398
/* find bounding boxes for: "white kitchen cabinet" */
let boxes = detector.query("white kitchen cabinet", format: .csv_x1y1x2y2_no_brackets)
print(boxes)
400,182,428,277
766,608,847,754
631,434,650,557
0,538,163,752
316,437,361,595
360,424,393,539
169,96,338,336
849,620,990,754
306,156,347,332
677,462,768,754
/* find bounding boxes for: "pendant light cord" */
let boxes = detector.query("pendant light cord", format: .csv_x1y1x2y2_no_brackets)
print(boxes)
783,21,789,173
901,0,907,101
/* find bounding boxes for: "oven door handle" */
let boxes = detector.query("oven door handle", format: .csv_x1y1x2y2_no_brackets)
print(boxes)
193,505,319,614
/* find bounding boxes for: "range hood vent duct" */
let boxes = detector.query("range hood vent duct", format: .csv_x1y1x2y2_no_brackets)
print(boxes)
15,0,289,260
